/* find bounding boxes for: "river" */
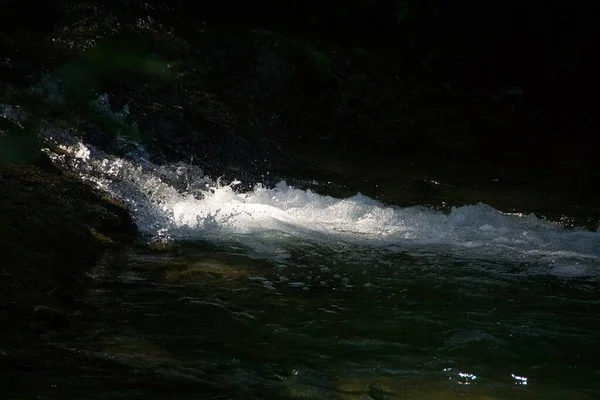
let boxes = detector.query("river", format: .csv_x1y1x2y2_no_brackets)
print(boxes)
4,133,598,399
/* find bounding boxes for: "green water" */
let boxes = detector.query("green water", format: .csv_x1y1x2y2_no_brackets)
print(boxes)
4,240,598,399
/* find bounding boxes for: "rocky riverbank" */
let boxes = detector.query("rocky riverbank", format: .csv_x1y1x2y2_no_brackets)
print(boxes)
0,160,136,336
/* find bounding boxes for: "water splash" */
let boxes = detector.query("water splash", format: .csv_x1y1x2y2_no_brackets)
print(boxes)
45,137,600,277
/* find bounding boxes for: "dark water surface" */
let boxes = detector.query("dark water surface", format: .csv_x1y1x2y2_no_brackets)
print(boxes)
5,239,599,399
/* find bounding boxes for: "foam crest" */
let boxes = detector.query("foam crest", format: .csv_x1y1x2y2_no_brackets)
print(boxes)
46,138,600,276
166,181,600,270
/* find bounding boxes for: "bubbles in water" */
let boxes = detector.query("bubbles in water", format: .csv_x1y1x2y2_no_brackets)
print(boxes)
162,180,600,273
43,131,600,276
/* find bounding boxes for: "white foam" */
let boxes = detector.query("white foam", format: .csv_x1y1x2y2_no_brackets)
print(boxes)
166,181,599,259
46,139,600,276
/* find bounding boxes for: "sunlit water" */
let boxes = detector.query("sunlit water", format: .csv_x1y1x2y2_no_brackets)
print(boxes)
5,131,600,398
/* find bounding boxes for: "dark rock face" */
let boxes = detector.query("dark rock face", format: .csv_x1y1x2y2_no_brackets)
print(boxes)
2,1,597,185
0,161,137,336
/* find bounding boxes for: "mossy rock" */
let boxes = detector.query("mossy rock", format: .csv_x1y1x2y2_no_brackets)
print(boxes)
0,160,137,336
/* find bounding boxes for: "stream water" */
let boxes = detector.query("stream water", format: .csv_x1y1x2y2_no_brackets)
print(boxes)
5,126,600,398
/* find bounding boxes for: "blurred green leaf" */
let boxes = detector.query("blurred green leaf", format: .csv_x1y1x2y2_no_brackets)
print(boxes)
0,119,41,164
396,0,410,24
53,37,172,108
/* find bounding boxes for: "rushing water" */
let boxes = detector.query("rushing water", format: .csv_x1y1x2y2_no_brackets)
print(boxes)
6,129,600,398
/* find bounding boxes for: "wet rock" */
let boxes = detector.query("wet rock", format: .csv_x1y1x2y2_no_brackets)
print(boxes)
148,240,180,253
0,161,137,337
32,305,72,333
